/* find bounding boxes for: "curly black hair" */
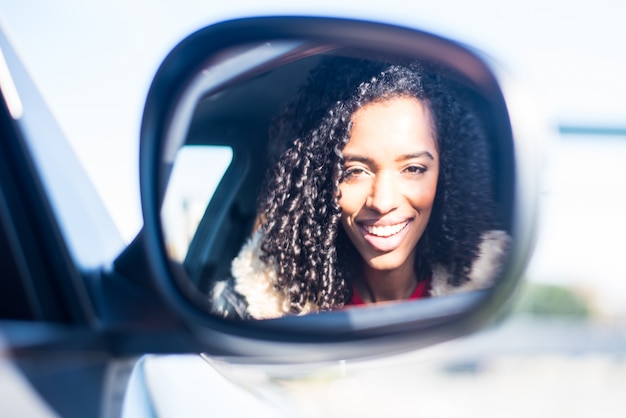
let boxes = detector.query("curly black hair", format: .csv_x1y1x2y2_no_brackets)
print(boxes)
258,56,498,313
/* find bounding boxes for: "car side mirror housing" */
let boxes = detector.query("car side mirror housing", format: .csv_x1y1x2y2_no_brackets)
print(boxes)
139,16,538,362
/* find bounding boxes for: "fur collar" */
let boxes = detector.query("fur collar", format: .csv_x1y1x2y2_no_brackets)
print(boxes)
230,230,511,319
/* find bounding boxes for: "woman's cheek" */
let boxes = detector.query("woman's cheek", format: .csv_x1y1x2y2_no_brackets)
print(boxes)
338,182,370,213
403,177,438,205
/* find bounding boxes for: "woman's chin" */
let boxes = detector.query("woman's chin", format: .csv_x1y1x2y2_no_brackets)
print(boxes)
363,252,413,273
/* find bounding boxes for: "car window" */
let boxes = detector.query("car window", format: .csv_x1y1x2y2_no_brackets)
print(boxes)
161,145,233,262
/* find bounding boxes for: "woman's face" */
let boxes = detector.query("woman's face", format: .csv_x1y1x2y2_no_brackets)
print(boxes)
338,96,439,274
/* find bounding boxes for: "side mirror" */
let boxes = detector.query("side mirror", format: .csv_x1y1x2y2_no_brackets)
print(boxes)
140,16,538,362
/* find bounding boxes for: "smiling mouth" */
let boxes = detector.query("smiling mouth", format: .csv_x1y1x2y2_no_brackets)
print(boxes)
363,221,409,237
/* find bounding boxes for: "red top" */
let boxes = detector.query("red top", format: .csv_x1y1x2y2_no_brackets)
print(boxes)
345,277,431,306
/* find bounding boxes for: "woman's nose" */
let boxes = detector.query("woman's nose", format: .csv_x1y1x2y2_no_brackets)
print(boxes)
366,172,400,214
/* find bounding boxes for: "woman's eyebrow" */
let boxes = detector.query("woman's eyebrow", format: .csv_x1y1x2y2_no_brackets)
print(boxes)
397,151,436,161
342,154,374,164
343,151,436,164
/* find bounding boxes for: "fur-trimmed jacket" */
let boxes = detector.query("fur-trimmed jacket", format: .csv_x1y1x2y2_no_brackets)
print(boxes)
210,229,511,320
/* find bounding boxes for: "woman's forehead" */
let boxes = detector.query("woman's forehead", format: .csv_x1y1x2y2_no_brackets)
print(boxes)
345,97,438,158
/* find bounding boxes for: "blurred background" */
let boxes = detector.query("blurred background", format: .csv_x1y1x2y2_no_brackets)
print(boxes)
1,1,625,416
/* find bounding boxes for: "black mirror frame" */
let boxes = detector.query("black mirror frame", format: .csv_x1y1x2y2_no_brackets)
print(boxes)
140,16,536,363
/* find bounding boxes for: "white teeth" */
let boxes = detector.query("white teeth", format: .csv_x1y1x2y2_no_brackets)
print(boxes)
364,221,408,237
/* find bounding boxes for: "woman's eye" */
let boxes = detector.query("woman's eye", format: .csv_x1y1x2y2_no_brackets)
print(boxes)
403,165,426,174
343,167,368,180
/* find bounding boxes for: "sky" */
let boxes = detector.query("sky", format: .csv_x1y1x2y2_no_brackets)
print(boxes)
1,0,625,313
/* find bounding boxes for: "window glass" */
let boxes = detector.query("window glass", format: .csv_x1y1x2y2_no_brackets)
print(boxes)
161,145,233,261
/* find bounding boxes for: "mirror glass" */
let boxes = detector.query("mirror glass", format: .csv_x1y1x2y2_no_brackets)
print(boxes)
159,40,514,321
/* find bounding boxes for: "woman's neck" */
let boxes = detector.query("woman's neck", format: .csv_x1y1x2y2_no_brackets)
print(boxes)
357,262,418,303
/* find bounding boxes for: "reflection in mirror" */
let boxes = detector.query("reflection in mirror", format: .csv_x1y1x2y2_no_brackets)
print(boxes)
161,145,232,262
161,42,512,321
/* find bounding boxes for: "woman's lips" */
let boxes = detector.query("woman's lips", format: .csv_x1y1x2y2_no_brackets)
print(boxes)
358,220,412,252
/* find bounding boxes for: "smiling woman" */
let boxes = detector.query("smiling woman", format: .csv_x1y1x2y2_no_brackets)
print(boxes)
210,57,511,319
340,97,439,303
